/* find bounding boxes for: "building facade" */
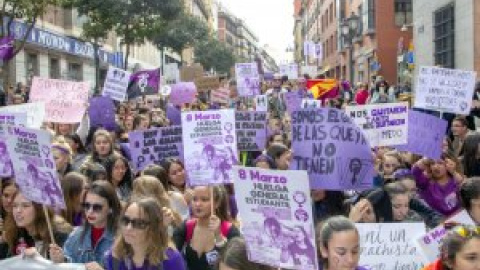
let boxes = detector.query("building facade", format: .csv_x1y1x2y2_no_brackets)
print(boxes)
413,0,480,75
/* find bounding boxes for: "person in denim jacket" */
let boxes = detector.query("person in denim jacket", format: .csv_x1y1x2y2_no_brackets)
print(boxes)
50,181,121,270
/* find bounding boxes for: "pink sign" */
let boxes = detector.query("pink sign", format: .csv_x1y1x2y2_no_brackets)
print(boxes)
29,77,89,123
211,86,230,104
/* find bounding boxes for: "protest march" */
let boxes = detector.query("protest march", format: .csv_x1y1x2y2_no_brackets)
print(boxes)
0,2,479,270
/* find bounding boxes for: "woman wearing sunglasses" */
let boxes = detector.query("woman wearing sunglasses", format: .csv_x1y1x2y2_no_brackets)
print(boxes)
50,181,121,270
105,197,186,270
422,225,480,270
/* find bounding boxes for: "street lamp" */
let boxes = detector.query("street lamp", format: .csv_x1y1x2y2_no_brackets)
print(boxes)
341,12,360,83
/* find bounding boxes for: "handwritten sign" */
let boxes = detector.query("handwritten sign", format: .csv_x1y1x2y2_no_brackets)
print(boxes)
180,64,203,82
211,86,230,104
356,223,426,270
414,66,476,114
129,126,183,171
29,77,89,123
0,103,46,128
194,76,220,92
290,108,375,190
236,112,267,151
396,110,447,159
416,210,476,263
233,166,318,270
346,102,409,147
102,66,131,102
279,63,299,80
6,126,65,209
164,63,180,84
0,113,27,177
182,109,238,185
170,82,197,105
236,63,260,96
255,95,268,112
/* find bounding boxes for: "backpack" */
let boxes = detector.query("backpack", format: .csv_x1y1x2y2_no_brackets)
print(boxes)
184,219,232,243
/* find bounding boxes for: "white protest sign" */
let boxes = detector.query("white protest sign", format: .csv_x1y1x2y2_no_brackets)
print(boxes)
414,66,476,115
234,166,318,270
301,66,318,77
160,85,172,96
416,210,476,263
255,95,268,112
163,63,180,84
102,66,131,102
279,63,299,80
29,77,89,123
356,223,426,270
6,126,65,209
346,102,409,147
235,63,261,96
0,102,45,128
301,99,322,109
182,109,238,185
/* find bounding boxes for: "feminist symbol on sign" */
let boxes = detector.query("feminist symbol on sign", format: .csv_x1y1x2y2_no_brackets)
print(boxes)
138,73,149,93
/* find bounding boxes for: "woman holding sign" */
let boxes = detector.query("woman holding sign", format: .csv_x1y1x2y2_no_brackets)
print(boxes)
318,216,367,270
173,186,240,270
0,190,71,260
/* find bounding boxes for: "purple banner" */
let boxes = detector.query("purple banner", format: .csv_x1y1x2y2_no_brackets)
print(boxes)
291,108,375,190
284,92,303,114
88,96,116,131
6,127,65,208
127,69,160,99
170,82,197,106
235,112,267,151
0,36,14,61
395,110,447,159
129,126,183,171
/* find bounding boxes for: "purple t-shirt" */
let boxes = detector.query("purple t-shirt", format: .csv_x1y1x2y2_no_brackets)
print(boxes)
104,248,186,270
412,166,461,216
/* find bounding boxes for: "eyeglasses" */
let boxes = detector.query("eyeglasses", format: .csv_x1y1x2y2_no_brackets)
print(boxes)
82,202,104,212
120,216,150,230
452,225,480,238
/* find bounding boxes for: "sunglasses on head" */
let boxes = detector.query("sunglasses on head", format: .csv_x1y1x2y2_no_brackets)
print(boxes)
82,202,104,212
452,225,480,238
120,216,150,230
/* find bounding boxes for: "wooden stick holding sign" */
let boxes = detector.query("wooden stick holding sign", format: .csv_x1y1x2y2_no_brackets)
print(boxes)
42,205,56,245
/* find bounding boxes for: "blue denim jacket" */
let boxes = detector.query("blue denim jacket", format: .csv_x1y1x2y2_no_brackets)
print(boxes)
63,226,114,265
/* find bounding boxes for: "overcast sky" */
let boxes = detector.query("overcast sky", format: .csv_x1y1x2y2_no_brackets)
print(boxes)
219,0,294,64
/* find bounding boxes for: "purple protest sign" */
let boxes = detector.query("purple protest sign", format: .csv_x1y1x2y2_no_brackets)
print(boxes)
182,109,238,185
6,126,65,209
396,110,447,159
291,108,375,190
166,103,182,125
170,82,197,106
235,112,267,151
235,63,260,96
284,92,303,114
0,112,27,177
0,36,14,61
88,96,116,131
127,69,161,100
233,166,318,270
129,126,183,171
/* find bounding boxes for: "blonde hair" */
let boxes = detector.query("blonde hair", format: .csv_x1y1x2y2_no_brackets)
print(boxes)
52,139,73,162
113,197,170,265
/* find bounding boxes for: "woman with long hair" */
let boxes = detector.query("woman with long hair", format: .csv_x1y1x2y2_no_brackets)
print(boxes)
50,180,121,269
82,129,115,169
0,190,71,259
60,172,88,226
173,185,240,270
105,197,186,270
266,143,292,170
52,140,74,178
132,175,182,228
412,154,464,216
161,158,193,204
103,154,133,203
421,225,480,270
0,179,17,241
64,134,88,171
